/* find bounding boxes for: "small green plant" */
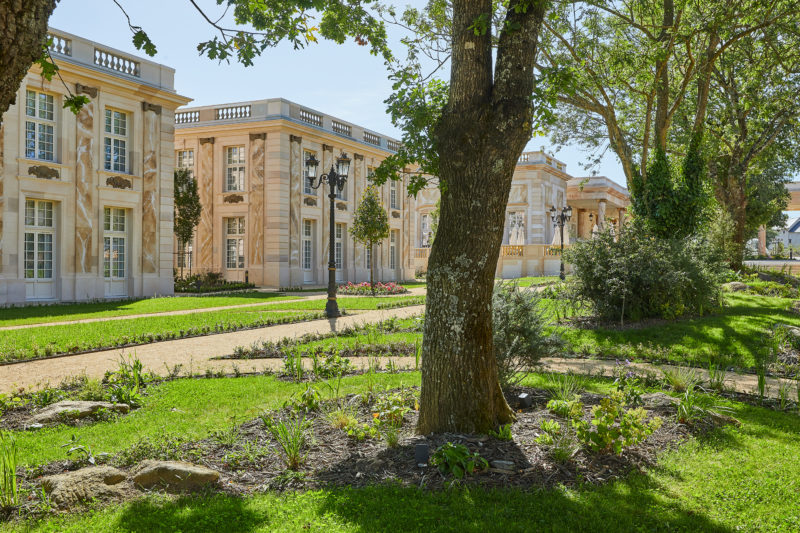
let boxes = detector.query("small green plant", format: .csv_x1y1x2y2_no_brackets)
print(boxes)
535,419,562,445
1,432,19,509
223,441,271,470
549,372,587,403
431,443,488,479
115,434,185,466
261,412,312,470
676,385,734,425
211,421,241,447
573,392,662,454
283,348,305,382
61,434,108,465
78,378,106,401
707,364,727,392
489,424,513,441
108,384,142,408
373,388,415,428
546,395,584,420
777,380,792,411
31,387,64,407
381,426,400,448
326,407,358,430
661,367,699,393
344,420,379,441
285,385,322,413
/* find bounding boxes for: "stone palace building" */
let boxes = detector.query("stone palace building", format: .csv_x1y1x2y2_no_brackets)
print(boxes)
173,98,415,287
0,29,189,305
414,153,630,278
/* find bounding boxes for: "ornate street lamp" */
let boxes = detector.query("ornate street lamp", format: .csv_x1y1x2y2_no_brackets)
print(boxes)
550,205,572,281
305,151,351,318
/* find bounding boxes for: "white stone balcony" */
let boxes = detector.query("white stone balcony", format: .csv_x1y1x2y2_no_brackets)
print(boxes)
46,27,177,91
175,98,402,153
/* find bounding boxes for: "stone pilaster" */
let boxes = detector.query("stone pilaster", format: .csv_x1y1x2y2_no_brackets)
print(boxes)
402,174,411,275
288,135,302,275
197,138,215,269
141,105,160,274
75,100,95,274
249,133,266,268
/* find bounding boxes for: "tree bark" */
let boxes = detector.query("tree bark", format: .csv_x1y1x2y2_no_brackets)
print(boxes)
0,0,58,126
417,0,547,434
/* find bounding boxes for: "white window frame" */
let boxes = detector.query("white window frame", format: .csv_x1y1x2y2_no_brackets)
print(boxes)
303,220,313,270
335,223,345,270
24,89,56,162
176,150,194,176
225,146,246,192
389,231,398,270
303,150,316,195
103,207,127,279
390,181,398,209
225,217,246,269
23,200,55,280
104,108,129,173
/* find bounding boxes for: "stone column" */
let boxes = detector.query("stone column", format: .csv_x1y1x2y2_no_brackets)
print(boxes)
74,91,97,275
758,225,768,256
597,200,607,231
576,208,585,240
249,133,266,279
197,137,215,270
288,135,302,284
141,102,161,274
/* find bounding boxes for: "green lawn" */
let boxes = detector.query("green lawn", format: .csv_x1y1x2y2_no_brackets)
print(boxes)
561,293,797,369
10,371,800,532
267,295,424,312
0,292,298,327
512,275,562,287
0,310,320,363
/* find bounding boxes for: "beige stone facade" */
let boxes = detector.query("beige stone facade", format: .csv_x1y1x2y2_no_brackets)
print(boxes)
0,29,190,305
413,152,630,277
174,99,415,288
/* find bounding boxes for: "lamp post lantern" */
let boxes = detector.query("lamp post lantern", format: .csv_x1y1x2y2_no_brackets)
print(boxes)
550,205,572,281
305,151,351,318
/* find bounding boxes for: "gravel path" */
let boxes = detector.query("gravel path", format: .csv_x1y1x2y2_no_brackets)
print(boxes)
0,305,426,393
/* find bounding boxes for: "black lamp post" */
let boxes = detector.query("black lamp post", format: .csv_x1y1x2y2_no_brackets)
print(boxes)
550,205,572,281
305,151,351,318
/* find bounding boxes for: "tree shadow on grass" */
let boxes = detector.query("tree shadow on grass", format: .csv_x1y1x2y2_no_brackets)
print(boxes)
114,493,263,533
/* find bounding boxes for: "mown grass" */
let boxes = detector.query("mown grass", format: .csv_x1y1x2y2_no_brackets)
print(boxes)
561,293,796,369
0,292,298,327
266,295,424,312
10,372,800,532
12,372,419,467
0,310,319,363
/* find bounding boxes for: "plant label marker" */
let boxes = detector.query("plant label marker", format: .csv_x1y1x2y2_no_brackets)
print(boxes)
415,443,429,467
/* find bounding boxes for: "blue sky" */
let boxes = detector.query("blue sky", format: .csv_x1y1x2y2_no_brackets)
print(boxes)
50,0,636,188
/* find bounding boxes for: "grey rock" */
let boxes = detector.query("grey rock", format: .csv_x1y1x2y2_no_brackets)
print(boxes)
132,460,219,491
40,466,133,509
722,281,750,292
490,460,515,471
641,392,679,409
31,400,129,424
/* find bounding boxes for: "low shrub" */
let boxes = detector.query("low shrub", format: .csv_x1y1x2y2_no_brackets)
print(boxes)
573,392,662,454
431,443,488,479
493,281,564,389
564,223,724,323
174,272,255,293
337,281,409,296
261,412,312,470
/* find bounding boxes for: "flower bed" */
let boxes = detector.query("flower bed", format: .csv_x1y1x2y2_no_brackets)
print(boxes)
338,281,409,295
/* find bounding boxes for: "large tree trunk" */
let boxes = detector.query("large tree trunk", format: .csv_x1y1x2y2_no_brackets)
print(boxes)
417,0,546,434
0,0,58,126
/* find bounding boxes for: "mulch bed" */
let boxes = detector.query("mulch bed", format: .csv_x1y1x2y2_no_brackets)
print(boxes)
172,386,691,493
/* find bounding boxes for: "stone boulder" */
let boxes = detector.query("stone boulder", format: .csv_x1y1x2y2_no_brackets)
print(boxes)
31,400,130,424
41,466,134,509
722,281,750,292
132,460,219,491
641,392,679,410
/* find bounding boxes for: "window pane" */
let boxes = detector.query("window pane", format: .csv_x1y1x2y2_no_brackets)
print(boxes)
38,123,54,161
104,237,111,277
26,91,36,117
104,137,112,170
104,208,111,231
25,201,36,226
25,122,36,159
238,217,245,234
24,234,35,278
105,109,112,133
38,93,54,121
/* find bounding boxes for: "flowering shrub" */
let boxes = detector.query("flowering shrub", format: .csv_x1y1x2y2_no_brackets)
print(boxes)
337,281,409,295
